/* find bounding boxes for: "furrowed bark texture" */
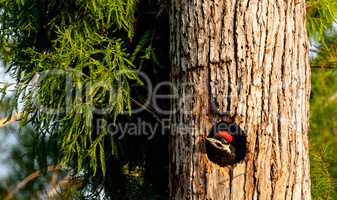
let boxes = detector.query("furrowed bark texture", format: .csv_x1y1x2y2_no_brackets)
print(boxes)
169,0,311,199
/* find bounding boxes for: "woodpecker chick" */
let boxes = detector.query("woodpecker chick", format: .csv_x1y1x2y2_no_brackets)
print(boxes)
205,137,236,166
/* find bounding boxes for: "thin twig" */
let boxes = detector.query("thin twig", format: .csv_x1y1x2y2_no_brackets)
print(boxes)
0,112,22,128
5,165,61,200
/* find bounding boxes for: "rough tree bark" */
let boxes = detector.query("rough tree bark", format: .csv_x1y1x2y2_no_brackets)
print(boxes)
169,0,311,199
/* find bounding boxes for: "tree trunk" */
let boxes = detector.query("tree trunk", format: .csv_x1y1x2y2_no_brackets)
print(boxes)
169,0,311,199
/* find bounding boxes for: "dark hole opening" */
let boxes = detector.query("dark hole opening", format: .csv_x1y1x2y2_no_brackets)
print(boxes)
205,121,247,167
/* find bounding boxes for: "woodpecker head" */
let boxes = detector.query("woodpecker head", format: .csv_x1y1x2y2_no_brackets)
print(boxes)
205,137,236,166
205,121,246,166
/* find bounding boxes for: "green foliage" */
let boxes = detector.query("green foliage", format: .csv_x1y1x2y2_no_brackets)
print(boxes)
310,32,337,68
310,68,337,200
0,0,151,176
310,142,337,200
307,0,337,42
308,20,337,199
